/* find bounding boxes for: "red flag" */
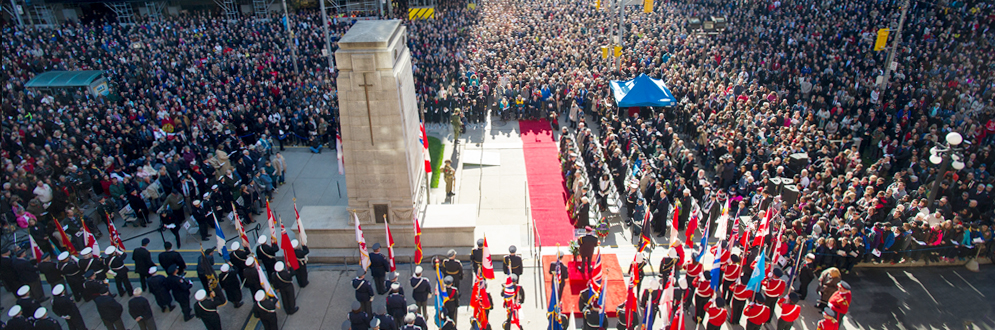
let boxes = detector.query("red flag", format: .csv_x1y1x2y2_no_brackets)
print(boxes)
481,235,495,279
354,213,370,271
420,122,431,173
413,216,423,264
470,274,491,328
52,218,77,256
232,203,251,247
28,234,44,261
669,297,685,330
590,248,603,293
280,222,300,270
385,220,396,272
628,253,640,290
753,207,775,248
624,283,638,326
293,200,308,245
105,213,125,251
80,216,98,252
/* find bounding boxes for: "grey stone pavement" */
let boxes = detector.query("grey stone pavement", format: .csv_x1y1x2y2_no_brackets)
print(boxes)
2,122,993,329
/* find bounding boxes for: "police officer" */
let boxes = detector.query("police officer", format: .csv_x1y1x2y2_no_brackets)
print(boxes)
105,247,134,297
272,262,299,314
147,267,174,312
256,236,279,276
133,238,156,291
410,266,431,317
33,307,61,330
95,287,126,330
194,289,223,330
471,239,484,275
369,243,390,295
57,252,85,302
386,282,407,322
354,269,375,315
548,251,568,297
166,265,195,321
442,276,460,325
254,291,279,330
291,239,309,287
348,301,371,330
128,288,156,330
503,246,523,277
219,264,243,308
373,305,398,330
442,250,464,290
52,285,87,330
243,258,262,294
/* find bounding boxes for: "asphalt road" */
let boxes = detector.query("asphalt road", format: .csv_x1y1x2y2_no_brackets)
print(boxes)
844,265,995,330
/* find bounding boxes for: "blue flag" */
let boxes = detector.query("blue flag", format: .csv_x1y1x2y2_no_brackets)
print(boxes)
213,214,230,261
434,263,448,326
547,268,563,330
597,281,607,326
746,254,766,292
710,245,722,292
696,222,710,262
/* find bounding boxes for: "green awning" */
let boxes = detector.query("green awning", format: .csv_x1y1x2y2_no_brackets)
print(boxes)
24,70,105,88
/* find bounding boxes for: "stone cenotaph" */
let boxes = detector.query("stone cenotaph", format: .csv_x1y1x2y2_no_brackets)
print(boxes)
295,20,475,261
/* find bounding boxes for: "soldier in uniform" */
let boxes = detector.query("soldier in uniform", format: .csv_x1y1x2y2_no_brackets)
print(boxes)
721,254,742,302
385,272,404,296
272,262,299,314
33,307,61,330
147,267,174,312
82,270,107,302
166,265,195,321
442,276,460,325
194,289,224,330
255,236,279,276
15,285,41,319
407,305,429,330
373,305,398,330
817,309,839,330
219,264,243,308
57,252,85,302
291,239,309,287
410,266,431,317
133,238,156,292
503,246,523,277
353,269,375,316
443,160,456,196
577,285,595,312
128,288,157,330
230,242,250,284
52,285,87,330
254,291,280,330
730,279,752,324
776,293,801,330
87,248,109,282
37,253,64,290
763,268,786,322
386,282,407,322
442,250,464,290
451,108,463,143
369,243,390,295
471,239,484,275
704,297,729,330
348,301,371,330
6,305,32,330
13,249,45,302
582,301,601,330
744,293,771,330
548,251,569,298
105,247,134,297
243,258,262,295
502,276,525,330
577,227,599,274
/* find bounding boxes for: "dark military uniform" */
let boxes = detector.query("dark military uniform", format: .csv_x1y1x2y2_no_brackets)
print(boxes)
369,252,390,295
254,296,279,330
272,268,298,314
443,286,460,325
548,259,569,297
148,273,173,310
583,306,601,330
294,245,310,287
256,243,279,275
243,263,262,294
220,270,243,307
410,275,431,317
53,294,87,330
58,259,85,302
442,258,464,288
386,291,407,323
470,247,483,275
195,295,224,330
353,276,375,315
106,253,134,297
230,248,251,283
503,254,523,276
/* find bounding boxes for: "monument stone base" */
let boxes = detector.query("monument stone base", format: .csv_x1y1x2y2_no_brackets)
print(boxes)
294,204,478,263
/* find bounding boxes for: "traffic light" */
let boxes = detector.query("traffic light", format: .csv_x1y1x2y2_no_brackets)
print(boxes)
875,28,890,51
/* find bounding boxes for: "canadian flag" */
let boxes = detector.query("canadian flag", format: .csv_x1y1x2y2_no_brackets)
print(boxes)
28,235,44,261
481,235,494,279
385,220,396,272
336,132,345,175
420,122,431,173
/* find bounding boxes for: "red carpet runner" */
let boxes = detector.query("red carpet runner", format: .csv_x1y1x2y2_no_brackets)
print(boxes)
542,254,626,317
520,119,575,246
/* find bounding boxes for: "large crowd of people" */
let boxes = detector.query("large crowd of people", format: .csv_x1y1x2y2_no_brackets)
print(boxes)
2,0,995,327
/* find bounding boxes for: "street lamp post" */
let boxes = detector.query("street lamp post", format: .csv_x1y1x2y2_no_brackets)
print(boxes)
926,132,965,208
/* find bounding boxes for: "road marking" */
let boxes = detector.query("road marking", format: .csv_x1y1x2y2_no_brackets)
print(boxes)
952,270,986,297
903,271,938,304
938,274,956,287
886,272,906,293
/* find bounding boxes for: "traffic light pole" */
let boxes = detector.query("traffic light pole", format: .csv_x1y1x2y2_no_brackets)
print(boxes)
879,0,909,96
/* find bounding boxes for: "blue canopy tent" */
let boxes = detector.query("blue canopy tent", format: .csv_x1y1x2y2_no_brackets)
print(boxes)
609,73,676,107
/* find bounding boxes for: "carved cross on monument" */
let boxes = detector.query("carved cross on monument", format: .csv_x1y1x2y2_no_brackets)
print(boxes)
358,73,375,145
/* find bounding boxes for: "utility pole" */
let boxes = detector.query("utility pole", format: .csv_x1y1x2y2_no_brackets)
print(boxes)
281,0,300,75
617,0,624,70
879,0,910,95
9,0,23,26
319,0,333,70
